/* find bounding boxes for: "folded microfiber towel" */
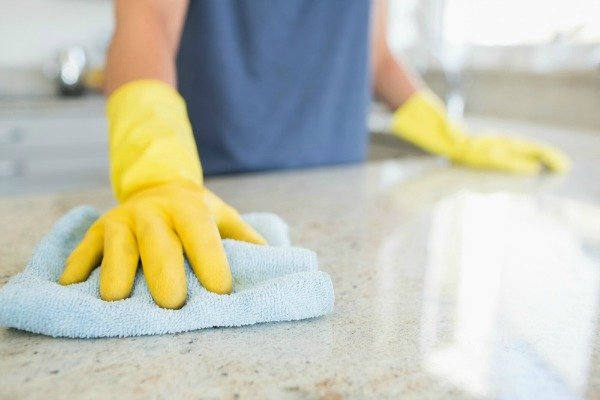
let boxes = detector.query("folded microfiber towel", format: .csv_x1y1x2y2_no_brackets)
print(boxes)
0,206,334,338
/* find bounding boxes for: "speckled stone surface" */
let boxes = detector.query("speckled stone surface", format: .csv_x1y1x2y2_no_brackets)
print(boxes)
1,120,599,399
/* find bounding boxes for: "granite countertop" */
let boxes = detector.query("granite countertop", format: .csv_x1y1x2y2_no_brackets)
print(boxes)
1,121,599,399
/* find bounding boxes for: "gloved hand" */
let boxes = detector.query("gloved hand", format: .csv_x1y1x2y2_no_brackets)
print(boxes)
59,80,265,309
391,91,570,174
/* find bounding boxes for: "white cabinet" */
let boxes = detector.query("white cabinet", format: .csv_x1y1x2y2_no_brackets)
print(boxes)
0,97,110,195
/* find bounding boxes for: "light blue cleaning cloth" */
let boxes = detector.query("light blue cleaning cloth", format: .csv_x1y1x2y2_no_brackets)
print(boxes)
0,206,334,338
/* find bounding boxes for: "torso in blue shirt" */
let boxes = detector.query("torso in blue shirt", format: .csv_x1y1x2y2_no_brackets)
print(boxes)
177,0,371,175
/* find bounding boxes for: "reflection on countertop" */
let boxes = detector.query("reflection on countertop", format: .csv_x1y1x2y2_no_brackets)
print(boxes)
0,120,599,398
420,193,599,399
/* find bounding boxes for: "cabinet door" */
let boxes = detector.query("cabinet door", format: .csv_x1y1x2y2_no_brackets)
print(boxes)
0,107,109,195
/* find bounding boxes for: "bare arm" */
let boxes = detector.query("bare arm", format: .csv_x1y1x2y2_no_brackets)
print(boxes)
371,0,423,109
104,0,189,95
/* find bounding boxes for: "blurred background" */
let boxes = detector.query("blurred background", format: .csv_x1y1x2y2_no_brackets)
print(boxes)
0,0,599,195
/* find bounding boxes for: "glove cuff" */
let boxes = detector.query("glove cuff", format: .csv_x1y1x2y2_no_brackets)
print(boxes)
391,90,469,159
107,80,203,202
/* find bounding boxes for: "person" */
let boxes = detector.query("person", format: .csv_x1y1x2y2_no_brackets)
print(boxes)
59,0,569,309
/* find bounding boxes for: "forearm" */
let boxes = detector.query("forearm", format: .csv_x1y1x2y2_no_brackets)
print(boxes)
370,0,423,109
373,53,423,109
104,0,188,95
102,0,200,200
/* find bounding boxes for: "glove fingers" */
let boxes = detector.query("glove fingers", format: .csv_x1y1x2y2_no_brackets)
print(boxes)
501,137,570,173
135,213,187,309
468,137,541,174
202,187,266,244
99,221,139,301
474,142,542,175
173,208,233,294
532,146,570,173
59,220,104,285
493,154,541,174
218,207,267,245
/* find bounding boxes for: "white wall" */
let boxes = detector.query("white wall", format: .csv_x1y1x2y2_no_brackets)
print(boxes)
0,0,113,69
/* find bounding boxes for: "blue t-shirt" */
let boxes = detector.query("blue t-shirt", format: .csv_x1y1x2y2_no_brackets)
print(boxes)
177,0,371,175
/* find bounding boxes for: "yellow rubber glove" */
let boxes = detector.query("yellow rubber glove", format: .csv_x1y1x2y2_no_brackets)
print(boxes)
391,91,570,174
59,80,266,309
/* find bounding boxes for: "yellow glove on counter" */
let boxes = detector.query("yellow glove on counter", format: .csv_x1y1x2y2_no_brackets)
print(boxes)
59,80,265,309
391,91,570,174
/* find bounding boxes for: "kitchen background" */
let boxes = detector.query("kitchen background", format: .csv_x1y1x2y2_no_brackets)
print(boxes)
0,0,599,195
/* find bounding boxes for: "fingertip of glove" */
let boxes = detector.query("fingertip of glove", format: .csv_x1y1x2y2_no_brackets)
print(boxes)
202,276,233,295
57,274,71,286
100,285,132,303
154,293,187,310
548,157,571,174
58,266,81,286
249,234,268,246
547,165,570,175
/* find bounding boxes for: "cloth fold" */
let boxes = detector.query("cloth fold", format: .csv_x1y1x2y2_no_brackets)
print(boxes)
0,206,334,338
